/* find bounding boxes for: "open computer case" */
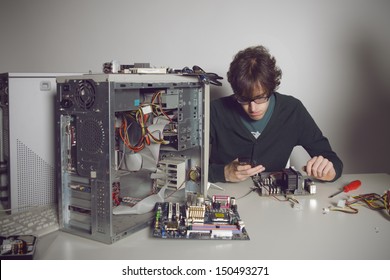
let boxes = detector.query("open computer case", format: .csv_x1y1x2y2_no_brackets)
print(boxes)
56,73,210,243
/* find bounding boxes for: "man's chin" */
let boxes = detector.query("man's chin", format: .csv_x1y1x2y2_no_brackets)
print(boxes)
249,114,264,120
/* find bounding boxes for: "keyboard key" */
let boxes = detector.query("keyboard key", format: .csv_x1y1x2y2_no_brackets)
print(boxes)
0,205,59,237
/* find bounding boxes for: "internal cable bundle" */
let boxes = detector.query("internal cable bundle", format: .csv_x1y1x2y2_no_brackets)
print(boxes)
117,90,172,153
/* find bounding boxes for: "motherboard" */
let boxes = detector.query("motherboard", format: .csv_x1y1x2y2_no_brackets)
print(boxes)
152,195,249,240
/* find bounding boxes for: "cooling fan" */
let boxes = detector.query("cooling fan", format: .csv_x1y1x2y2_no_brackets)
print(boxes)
75,80,96,109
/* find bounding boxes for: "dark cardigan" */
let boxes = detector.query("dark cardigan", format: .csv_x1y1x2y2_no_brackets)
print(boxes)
209,92,343,183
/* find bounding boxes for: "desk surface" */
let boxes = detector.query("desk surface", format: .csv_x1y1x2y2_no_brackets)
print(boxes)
36,173,390,260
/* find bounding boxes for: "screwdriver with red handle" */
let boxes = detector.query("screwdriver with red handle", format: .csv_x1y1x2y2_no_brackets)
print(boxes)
328,180,362,198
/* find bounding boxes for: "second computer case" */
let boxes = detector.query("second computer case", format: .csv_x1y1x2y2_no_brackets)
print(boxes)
0,73,80,213
56,73,210,243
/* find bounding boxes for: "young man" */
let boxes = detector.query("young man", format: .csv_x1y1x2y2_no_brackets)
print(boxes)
209,45,343,183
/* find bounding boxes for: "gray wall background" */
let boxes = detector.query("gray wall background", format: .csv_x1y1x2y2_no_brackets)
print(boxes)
1,0,389,174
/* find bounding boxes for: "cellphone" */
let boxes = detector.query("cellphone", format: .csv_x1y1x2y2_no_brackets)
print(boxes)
238,157,257,167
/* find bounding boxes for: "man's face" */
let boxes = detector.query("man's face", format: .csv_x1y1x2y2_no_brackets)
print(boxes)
236,84,270,121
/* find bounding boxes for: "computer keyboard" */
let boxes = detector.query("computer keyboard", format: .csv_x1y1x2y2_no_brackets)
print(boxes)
0,204,59,237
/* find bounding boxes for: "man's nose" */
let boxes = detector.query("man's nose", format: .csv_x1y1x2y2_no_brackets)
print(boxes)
249,101,257,109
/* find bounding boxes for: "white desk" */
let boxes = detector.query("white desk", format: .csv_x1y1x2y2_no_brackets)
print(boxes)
35,173,390,260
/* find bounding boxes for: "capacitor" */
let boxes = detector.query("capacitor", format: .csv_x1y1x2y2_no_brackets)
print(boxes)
196,195,204,206
189,167,201,181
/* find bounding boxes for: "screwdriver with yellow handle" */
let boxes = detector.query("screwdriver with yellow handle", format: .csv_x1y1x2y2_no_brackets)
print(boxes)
328,180,362,198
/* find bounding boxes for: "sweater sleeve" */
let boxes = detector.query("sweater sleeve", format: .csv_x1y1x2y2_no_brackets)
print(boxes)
208,100,226,183
208,162,226,183
297,101,343,181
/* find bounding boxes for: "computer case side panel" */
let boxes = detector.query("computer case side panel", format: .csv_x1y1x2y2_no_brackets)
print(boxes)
0,73,81,213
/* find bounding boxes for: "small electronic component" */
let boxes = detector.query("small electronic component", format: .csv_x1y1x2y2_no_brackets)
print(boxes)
0,235,37,260
252,167,316,196
212,195,231,209
152,195,249,240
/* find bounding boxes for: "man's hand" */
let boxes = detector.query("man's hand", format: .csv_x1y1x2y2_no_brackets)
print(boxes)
224,158,265,182
305,155,336,181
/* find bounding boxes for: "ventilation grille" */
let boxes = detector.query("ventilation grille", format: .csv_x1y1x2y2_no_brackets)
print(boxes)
78,118,105,155
17,140,56,211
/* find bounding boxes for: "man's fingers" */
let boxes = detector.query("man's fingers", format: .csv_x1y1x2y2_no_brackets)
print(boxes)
306,156,335,181
306,156,318,176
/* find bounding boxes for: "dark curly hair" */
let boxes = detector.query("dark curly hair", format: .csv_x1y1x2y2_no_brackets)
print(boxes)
227,45,282,98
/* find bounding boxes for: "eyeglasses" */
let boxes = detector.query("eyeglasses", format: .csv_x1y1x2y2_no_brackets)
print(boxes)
235,94,270,105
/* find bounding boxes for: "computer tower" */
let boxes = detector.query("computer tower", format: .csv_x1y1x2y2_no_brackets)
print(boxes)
56,73,210,243
0,73,81,213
